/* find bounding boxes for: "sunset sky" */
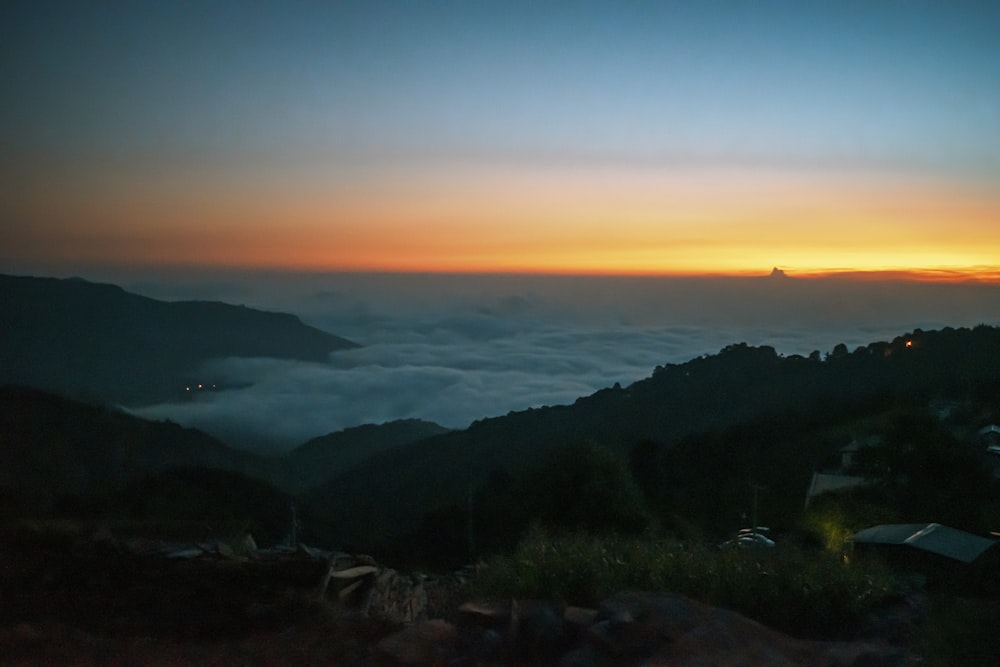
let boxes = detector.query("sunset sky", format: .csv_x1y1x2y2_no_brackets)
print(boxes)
2,1,999,279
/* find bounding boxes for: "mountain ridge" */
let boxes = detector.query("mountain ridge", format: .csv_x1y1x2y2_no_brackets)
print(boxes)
302,325,1000,552
4,302,1000,565
0,273,359,406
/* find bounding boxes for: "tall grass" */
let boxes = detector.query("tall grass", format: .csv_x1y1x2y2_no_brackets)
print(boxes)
469,526,904,638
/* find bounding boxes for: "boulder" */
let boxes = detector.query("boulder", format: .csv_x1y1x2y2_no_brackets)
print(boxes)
377,619,457,664
370,568,428,624
578,592,915,666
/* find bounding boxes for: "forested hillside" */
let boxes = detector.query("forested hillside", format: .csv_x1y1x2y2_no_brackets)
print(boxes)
304,325,1000,563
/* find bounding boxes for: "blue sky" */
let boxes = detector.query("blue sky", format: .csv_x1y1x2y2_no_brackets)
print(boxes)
6,2,997,168
2,1,999,275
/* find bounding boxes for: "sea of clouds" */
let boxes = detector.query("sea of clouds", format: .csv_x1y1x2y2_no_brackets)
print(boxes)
116,270,1000,452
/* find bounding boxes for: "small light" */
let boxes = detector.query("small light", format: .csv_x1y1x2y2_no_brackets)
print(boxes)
185,387,190,391
198,383,203,389
905,340,912,348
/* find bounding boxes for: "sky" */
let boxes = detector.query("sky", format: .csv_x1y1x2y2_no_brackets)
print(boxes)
2,1,999,279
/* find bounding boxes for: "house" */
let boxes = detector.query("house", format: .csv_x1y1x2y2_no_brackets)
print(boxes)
851,523,998,565
803,436,880,508
851,523,1000,591
978,425,1000,477
838,435,881,471
978,424,1000,439
804,472,866,509
979,424,1000,447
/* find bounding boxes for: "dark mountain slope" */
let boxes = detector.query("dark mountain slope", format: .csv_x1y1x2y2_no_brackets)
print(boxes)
0,385,264,516
0,274,358,405
0,385,452,521
282,419,452,493
305,325,1000,551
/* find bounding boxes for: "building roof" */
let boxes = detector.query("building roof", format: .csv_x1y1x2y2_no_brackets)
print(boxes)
840,435,879,453
852,523,998,564
804,472,867,508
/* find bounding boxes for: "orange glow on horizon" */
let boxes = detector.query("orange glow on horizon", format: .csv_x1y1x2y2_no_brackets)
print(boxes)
5,160,1000,284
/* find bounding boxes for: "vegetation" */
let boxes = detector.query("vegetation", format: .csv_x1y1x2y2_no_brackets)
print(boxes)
470,526,905,639
921,596,1000,665
4,323,1000,656
80,467,293,545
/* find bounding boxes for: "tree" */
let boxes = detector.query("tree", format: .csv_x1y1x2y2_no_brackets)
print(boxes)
521,441,651,534
827,343,849,360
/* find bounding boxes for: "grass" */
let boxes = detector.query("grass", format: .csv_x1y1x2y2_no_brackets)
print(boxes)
920,595,1000,666
468,526,906,638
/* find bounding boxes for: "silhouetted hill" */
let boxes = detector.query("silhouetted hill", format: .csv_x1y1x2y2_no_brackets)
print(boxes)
0,385,264,516
304,325,1000,553
0,386,451,524
0,274,358,405
282,420,452,493
102,467,293,544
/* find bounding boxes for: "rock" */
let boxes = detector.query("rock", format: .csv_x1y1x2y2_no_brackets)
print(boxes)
514,601,569,661
377,619,458,664
587,592,706,658
370,568,428,624
563,605,598,628
457,600,509,623
579,592,918,666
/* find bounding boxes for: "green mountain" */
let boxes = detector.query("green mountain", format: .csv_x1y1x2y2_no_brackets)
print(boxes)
0,273,358,406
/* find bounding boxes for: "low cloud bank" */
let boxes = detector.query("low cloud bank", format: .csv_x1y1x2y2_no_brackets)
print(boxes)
126,272,1000,452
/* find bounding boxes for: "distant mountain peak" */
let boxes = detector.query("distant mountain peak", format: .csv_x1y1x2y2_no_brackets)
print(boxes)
768,267,789,279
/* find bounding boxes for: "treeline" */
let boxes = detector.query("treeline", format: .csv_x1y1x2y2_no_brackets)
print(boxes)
372,398,1000,570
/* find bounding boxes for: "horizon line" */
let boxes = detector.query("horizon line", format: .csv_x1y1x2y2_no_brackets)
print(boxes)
5,261,1000,284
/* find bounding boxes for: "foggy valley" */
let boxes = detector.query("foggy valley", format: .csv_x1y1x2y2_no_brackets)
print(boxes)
109,269,1000,451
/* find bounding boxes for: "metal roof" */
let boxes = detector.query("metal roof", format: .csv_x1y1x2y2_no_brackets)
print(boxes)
804,473,867,508
852,523,998,564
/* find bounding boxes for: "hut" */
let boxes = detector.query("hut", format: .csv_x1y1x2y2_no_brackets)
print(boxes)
851,523,1000,592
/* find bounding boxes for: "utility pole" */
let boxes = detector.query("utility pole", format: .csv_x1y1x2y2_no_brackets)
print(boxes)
749,482,766,532
467,478,476,560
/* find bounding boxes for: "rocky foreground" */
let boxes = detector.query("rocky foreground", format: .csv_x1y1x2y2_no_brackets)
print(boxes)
1,529,922,666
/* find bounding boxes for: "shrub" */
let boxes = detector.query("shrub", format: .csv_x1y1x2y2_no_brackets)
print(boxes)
518,441,651,534
470,527,904,639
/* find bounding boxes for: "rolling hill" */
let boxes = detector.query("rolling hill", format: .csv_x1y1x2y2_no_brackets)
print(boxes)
282,419,452,493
